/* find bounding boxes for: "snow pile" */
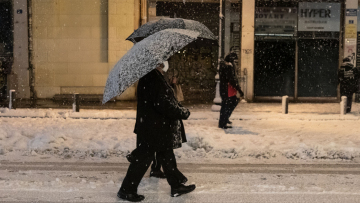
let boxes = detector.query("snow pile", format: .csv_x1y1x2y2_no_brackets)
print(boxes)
1,103,360,163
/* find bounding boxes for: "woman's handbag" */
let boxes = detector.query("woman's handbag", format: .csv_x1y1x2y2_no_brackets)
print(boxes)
175,84,184,102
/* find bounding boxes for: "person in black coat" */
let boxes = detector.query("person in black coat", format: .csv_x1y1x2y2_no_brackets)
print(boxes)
338,57,359,113
117,63,196,202
219,50,244,129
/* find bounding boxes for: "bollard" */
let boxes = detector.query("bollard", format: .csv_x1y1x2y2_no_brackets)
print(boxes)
340,96,347,115
282,96,289,114
73,93,80,112
9,90,16,110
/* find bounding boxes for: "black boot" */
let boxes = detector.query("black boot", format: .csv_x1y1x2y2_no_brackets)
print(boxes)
117,190,145,202
150,170,166,179
171,184,196,197
218,124,232,129
227,120,232,124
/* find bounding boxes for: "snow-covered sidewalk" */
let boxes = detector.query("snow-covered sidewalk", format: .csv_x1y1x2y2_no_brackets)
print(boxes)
1,103,360,164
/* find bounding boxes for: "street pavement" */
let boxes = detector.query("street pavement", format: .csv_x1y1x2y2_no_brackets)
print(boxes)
1,162,360,203
1,103,360,202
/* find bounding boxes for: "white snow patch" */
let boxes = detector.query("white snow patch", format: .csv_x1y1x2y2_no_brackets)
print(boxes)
1,103,360,163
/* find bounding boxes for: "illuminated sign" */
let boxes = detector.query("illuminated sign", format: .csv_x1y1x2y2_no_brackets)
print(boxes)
298,3,340,32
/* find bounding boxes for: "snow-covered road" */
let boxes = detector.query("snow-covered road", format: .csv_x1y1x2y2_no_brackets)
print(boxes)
1,162,360,203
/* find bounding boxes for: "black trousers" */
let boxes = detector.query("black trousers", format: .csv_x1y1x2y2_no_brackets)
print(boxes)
137,140,161,171
219,96,240,127
151,153,161,171
120,148,184,194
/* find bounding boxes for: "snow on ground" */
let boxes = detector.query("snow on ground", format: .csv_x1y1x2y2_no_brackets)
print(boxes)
2,169,360,202
1,103,360,164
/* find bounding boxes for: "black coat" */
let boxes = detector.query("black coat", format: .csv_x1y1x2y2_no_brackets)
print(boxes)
338,63,359,95
134,69,190,151
219,61,243,99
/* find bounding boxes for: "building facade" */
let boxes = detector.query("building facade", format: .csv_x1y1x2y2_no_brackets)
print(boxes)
1,0,139,103
0,0,359,103
151,0,358,102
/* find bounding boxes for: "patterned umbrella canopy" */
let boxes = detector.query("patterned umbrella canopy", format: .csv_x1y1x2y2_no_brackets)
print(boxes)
126,18,217,44
102,29,200,104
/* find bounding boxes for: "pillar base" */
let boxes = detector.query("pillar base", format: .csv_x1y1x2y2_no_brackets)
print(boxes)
211,104,221,112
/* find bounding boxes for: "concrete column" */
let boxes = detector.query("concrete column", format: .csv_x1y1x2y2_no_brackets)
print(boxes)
344,0,358,64
9,90,16,109
141,0,148,25
282,96,289,114
224,0,231,55
73,93,80,112
241,0,255,102
211,0,224,112
340,96,347,115
11,0,30,98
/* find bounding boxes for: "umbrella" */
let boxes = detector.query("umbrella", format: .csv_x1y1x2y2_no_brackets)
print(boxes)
126,18,217,44
102,29,200,104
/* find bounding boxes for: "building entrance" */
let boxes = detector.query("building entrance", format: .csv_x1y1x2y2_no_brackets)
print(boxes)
0,0,13,100
254,1,341,101
298,39,339,97
254,40,295,97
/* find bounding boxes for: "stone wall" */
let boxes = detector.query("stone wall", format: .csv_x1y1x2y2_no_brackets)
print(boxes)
108,0,136,100
32,0,136,100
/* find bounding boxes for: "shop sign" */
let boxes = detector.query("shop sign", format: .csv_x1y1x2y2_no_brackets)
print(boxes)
298,3,340,32
345,24,357,38
255,7,297,35
346,9,357,16
345,39,356,62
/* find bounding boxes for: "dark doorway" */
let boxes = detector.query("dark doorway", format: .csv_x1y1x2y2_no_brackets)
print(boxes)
156,2,219,38
155,2,219,102
0,0,12,54
0,0,13,100
298,39,339,97
254,40,295,97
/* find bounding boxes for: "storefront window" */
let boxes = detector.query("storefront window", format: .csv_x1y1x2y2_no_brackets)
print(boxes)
254,0,341,98
0,0,13,99
254,1,297,97
0,0,12,54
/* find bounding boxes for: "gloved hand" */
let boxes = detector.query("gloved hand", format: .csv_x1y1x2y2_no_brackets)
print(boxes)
182,108,191,120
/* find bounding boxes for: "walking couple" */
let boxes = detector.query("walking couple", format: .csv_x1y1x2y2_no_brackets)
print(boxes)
117,49,244,201
117,62,195,202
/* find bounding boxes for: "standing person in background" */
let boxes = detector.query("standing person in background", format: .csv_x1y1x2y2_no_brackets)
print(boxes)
219,48,244,129
338,57,359,113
